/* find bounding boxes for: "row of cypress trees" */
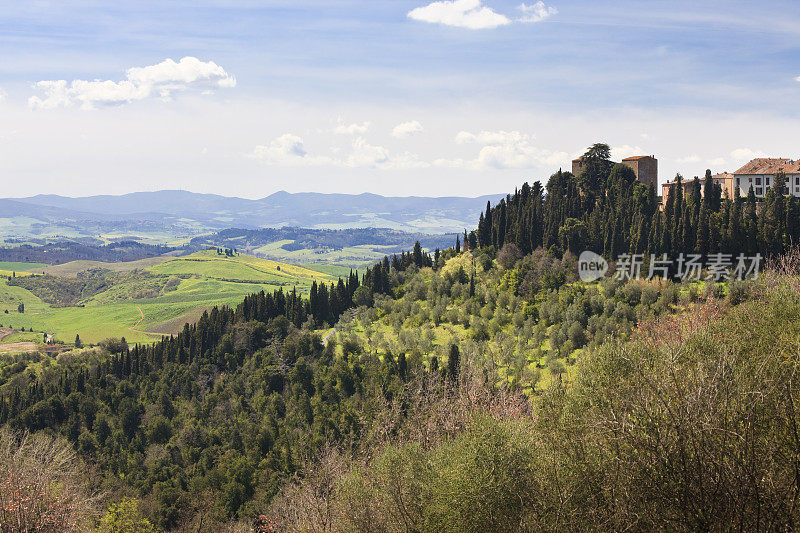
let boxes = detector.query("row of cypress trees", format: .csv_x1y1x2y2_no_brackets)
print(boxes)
476,143,800,260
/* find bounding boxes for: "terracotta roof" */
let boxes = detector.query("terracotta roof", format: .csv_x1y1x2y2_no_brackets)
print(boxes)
572,157,585,162
622,155,654,161
733,158,800,175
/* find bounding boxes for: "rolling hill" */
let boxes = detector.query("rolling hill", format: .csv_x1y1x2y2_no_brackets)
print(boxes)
0,251,338,345
2,189,502,238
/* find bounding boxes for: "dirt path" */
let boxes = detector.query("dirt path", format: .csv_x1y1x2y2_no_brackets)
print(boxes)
0,328,14,342
130,306,145,331
322,328,336,346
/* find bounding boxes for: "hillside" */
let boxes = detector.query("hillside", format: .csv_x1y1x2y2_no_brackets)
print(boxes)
0,229,455,269
0,238,794,530
2,155,800,530
187,227,457,267
0,251,337,345
1,189,503,239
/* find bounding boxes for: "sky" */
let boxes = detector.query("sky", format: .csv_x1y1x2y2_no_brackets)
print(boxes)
1,0,799,199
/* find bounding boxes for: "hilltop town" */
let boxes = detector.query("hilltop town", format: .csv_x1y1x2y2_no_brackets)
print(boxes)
574,154,800,206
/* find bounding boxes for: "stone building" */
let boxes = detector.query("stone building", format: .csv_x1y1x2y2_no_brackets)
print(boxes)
661,172,734,207
571,157,587,176
571,154,658,188
621,155,658,189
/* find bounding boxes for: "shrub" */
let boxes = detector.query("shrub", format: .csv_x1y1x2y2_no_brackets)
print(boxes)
497,243,523,270
704,281,725,300
95,498,156,533
0,428,96,532
640,284,658,306
727,280,750,305
658,283,678,307
352,286,373,307
567,321,586,348
100,337,128,354
422,416,537,532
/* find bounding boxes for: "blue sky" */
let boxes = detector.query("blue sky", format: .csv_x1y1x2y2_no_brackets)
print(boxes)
1,0,799,197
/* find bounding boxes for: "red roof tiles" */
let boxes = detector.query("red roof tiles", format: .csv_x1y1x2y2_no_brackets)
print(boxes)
733,158,800,175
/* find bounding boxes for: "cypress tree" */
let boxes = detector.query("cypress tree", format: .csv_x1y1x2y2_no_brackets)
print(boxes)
745,186,758,255
727,188,742,255
696,202,709,256
448,344,460,381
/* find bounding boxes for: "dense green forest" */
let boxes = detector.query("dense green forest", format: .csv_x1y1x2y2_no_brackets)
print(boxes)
3,144,800,531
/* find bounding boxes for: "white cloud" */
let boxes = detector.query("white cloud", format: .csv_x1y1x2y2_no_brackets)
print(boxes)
408,0,511,29
392,120,424,138
29,57,235,110
610,144,646,160
677,155,701,164
350,139,429,169
251,134,427,169
251,134,332,166
440,129,567,169
730,147,767,161
795,76,800,82
347,137,390,167
126,57,234,88
456,130,526,145
333,122,371,135
517,2,557,23
707,157,727,166
0,88,6,102
408,0,556,29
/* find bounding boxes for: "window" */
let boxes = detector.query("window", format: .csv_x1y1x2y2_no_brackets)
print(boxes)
766,177,771,186
736,178,740,187
756,187,763,195
756,177,762,185
795,176,799,186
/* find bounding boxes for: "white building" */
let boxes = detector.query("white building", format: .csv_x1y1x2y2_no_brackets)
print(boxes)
733,158,800,198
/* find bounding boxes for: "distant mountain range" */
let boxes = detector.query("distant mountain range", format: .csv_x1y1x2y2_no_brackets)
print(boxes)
1,190,504,240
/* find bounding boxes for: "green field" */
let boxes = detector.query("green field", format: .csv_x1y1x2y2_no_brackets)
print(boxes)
304,263,359,278
0,252,337,346
0,261,48,272
253,240,393,267
41,256,172,277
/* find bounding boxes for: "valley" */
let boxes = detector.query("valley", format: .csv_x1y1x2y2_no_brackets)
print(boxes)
1,1,788,529
0,250,338,345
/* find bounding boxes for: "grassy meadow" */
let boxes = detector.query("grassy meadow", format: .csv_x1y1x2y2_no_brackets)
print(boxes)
0,250,337,346
0,261,48,273
253,239,395,267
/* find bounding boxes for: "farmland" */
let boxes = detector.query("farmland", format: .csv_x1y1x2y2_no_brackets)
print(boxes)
0,250,337,346
0,261,48,272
